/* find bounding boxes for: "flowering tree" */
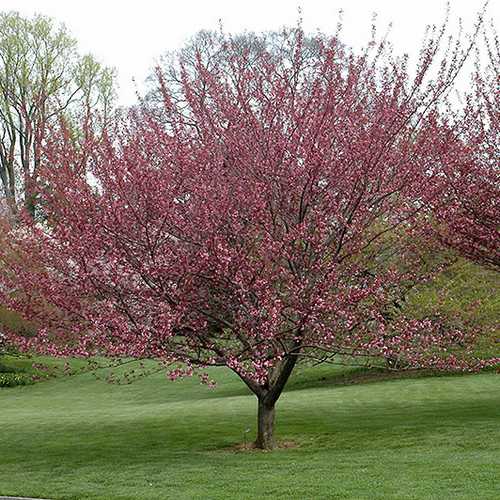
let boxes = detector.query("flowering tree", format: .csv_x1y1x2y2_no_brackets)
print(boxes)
0,20,498,449
434,24,499,270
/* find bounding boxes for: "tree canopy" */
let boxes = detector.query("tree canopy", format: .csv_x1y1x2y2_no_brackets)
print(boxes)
0,16,498,449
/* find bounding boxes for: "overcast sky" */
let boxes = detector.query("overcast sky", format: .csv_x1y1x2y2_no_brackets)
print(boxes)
1,0,497,105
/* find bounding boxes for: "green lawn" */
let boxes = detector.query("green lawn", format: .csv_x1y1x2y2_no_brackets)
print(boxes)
0,360,499,500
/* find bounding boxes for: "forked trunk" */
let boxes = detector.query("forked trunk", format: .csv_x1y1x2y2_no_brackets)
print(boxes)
238,351,300,450
255,399,276,450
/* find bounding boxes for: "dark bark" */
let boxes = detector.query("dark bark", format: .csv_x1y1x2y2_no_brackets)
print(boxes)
0,157,17,217
252,351,300,449
255,398,276,450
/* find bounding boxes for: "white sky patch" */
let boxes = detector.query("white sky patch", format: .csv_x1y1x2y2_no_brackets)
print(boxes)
1,0,497,106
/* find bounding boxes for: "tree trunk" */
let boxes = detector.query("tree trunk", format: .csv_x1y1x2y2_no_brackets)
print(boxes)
24,175,37,218
255,398,276,450
235,351,301,450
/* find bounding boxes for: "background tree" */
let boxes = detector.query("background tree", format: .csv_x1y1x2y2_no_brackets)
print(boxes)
0,11,115,218
144,26,336,123
0,18,498,450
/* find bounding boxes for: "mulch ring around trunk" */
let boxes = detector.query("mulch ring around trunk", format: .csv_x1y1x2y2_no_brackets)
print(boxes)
223,439,299,452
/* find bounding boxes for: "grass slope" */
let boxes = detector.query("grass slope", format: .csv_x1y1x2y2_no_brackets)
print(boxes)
0,361,499,500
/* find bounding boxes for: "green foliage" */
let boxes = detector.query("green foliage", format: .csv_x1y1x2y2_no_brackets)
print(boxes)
405,258,499,356
0,371,32,387
0,353,33,387
0,305,36,337
0,11,116,215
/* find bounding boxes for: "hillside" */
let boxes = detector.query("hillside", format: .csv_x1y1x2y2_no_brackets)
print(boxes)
0,362,498,499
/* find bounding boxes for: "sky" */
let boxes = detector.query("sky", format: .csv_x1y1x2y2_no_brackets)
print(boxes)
0,0,497,106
